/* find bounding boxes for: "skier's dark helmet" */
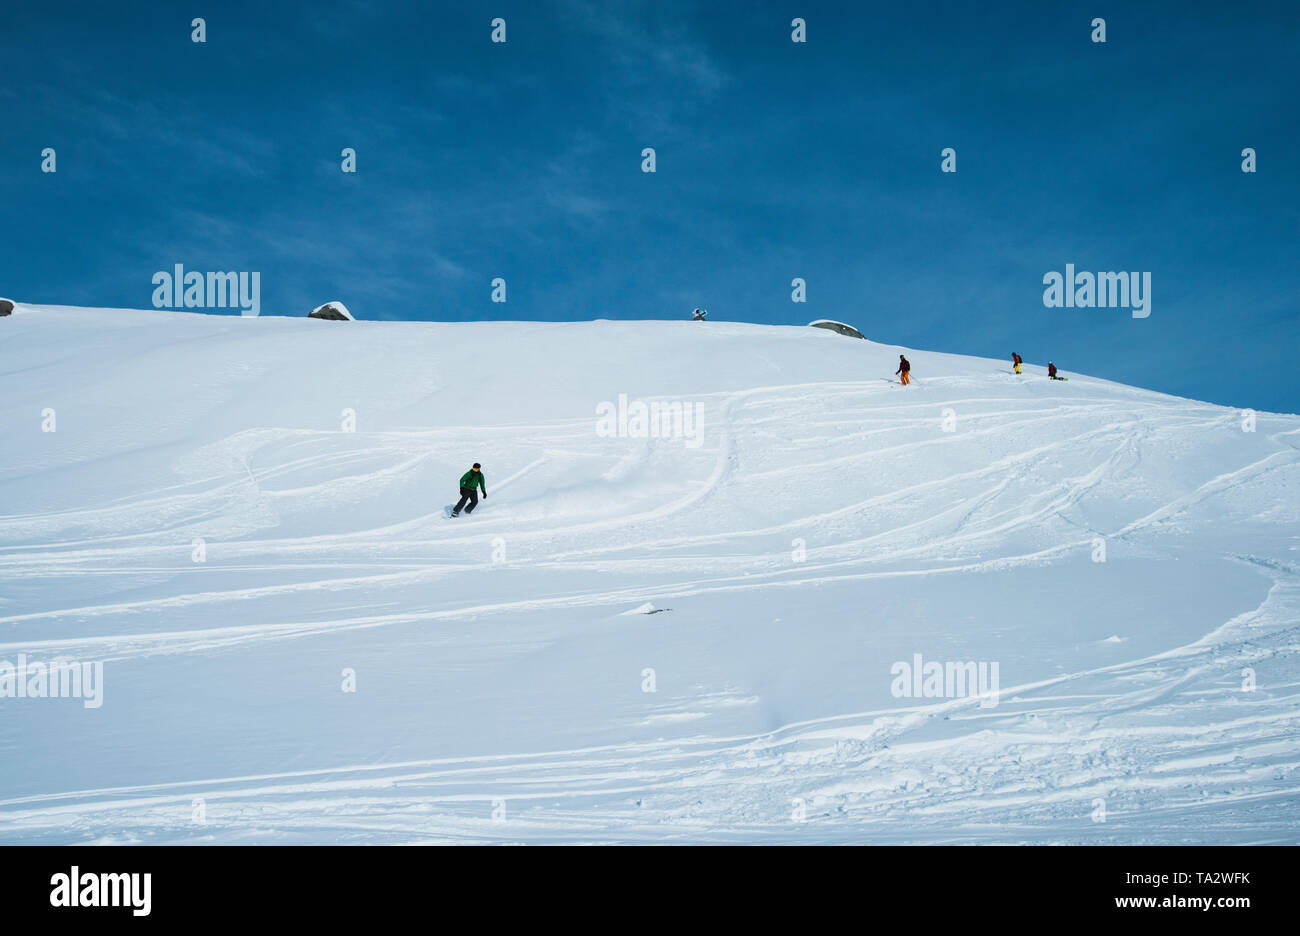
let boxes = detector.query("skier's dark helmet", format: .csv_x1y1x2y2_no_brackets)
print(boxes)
472,463,481,470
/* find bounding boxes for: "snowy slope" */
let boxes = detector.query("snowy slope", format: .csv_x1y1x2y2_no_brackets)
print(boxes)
0,303,1297,844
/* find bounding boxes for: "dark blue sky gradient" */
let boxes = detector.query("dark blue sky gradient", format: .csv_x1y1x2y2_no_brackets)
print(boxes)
2,1,1296,411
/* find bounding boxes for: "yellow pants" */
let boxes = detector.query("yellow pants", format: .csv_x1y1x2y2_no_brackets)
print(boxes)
900,371,910,385
1014,362,1021,373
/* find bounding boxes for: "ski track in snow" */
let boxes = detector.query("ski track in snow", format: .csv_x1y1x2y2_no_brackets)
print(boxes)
0,307,1298,844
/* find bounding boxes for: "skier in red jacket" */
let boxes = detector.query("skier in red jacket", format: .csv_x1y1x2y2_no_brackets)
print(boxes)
1048,362,1059,380
896,355,911,386
1012,352,1022,374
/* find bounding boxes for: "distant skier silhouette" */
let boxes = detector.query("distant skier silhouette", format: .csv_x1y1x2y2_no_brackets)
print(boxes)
692,308,707,321
1048,362,1066,380
451,463,486,516
896,355,911,386
1012,352,1022,374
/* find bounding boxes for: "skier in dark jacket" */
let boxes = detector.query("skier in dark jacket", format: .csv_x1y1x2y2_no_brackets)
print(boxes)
451,463,486,516
896,355,911,386
1048,362,1059,379
1012,352,1022,374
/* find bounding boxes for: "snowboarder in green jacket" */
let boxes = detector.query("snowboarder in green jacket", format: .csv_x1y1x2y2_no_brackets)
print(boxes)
451,463,486,516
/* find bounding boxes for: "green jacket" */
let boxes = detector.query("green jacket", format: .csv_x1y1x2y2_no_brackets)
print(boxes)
459,469,485,494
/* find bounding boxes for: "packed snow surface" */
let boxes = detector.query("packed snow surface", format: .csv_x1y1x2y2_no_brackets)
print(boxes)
1,303,1297,844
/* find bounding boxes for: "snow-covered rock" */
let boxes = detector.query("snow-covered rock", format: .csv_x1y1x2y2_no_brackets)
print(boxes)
309,301,354,321
808,318,865,339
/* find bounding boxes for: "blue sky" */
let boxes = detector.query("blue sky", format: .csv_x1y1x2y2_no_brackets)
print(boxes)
2,0,1296,412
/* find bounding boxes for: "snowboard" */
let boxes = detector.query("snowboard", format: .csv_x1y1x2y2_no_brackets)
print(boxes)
444,504,483,517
